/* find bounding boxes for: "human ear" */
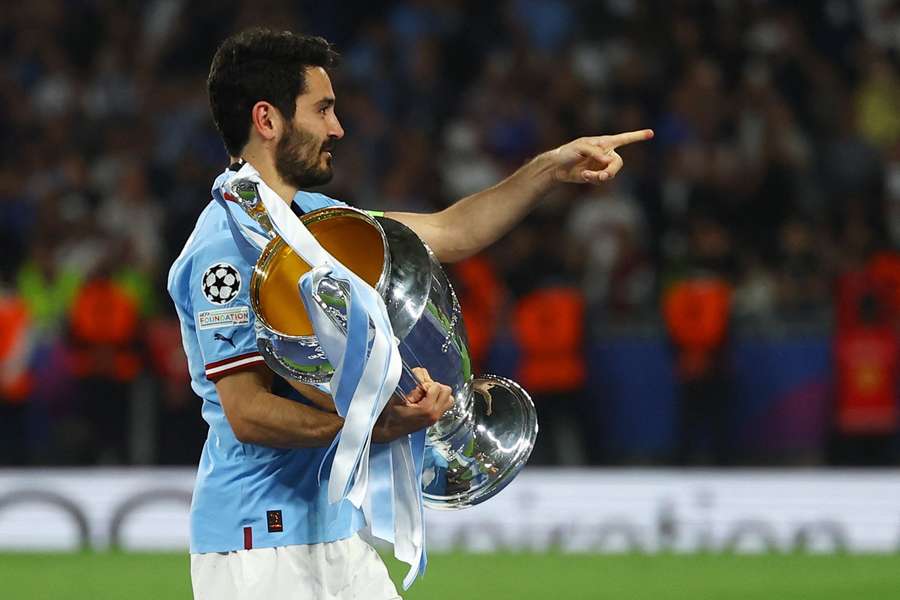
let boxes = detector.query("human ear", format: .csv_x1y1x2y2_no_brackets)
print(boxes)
250,101,282,142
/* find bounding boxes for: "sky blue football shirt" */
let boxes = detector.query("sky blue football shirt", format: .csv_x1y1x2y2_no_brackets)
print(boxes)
167,169,365,554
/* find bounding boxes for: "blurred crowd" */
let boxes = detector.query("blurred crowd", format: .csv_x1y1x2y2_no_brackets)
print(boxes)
1,0,900,467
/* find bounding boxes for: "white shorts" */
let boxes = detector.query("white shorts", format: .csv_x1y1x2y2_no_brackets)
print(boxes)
190,533,401,600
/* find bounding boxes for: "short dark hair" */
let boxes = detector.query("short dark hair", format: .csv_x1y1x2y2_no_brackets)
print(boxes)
207,28,339,156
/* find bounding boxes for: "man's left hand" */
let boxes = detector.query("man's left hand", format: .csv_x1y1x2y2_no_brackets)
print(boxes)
548,129,654,185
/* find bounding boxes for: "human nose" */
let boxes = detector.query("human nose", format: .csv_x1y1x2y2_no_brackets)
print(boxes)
329,113,344,139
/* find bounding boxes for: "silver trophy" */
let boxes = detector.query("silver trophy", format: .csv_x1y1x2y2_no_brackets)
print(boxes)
227,178,537,509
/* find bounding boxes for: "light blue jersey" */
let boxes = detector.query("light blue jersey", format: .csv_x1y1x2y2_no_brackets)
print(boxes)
167,168,365,554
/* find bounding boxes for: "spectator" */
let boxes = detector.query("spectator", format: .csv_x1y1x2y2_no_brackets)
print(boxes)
0,289,33,465
663,216,735,465
831,293,899,465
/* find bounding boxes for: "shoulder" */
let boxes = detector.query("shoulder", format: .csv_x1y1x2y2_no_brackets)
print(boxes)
294,191,346,213
168,203,251,295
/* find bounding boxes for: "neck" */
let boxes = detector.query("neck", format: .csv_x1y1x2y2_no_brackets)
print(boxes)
238,147,298,206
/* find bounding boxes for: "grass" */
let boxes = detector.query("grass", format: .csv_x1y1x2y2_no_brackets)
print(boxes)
1,552,899,599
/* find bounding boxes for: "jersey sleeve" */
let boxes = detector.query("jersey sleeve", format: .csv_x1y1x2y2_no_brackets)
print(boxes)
189,236,266,381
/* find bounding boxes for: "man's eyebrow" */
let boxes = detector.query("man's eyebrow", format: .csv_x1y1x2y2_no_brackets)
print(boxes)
316,97,335,108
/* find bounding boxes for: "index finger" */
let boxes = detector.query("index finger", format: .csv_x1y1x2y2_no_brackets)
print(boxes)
411,366,433,384
605,129,654,149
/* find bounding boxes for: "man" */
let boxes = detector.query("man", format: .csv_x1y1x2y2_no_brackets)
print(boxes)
168,28,652,600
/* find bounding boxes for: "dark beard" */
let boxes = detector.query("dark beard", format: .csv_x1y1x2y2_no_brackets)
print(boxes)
275,122,334,189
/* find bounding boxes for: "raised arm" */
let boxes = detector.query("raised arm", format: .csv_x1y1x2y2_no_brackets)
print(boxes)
387,130,653,263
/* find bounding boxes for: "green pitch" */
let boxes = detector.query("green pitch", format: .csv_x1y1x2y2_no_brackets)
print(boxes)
2,552,899,599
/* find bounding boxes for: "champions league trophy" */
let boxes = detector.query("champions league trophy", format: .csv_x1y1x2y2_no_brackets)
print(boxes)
226,177,538,509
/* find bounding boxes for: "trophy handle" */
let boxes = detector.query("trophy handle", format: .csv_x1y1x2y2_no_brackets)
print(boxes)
304,267,351,323
423,373,538,510
302,269,423,395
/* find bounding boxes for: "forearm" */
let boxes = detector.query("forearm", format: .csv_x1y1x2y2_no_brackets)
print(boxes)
388,152,557,262
283,377,337,413
216,368,343,448
232,388,344,447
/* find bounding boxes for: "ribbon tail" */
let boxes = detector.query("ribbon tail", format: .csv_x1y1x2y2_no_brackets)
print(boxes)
366,444,396,543
390,436,426,589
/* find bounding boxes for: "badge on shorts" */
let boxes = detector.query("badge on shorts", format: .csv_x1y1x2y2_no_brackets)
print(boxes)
267,510,284,533
201,262,241,305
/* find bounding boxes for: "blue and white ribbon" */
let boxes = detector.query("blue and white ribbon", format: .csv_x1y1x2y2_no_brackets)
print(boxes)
211,164,426,588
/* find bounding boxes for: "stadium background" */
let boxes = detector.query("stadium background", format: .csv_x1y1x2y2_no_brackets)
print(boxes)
2,0,900,598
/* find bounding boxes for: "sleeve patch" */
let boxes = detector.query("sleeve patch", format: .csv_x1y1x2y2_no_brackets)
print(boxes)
198,306,251,330
201,262,242,305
